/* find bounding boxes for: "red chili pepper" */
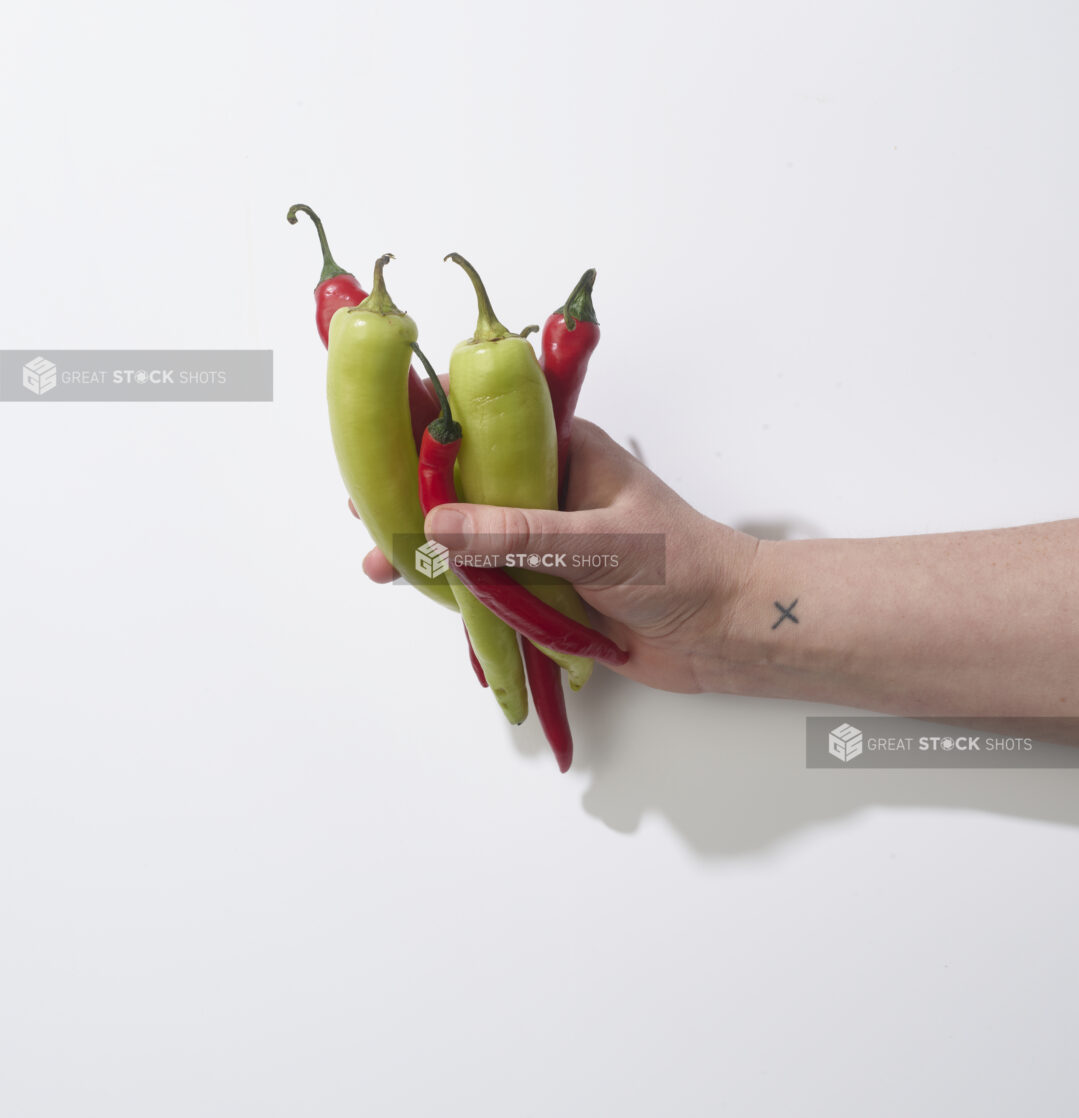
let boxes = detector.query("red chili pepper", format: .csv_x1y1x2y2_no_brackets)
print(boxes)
287,203,438,450
520,637,572,772
540,268,600,499
411,344,629,668
411,344,578,770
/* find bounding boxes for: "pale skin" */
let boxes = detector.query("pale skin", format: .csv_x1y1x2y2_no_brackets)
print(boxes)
360,419,1079,744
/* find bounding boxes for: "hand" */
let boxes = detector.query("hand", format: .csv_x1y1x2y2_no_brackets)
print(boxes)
356,422,1079,735
358,419,760,693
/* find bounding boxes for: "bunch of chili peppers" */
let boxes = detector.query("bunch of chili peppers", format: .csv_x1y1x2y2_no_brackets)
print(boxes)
288,204,622,772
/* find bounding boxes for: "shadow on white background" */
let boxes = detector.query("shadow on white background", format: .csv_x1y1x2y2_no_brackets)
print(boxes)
554,671,1079,855
512,506,1079,856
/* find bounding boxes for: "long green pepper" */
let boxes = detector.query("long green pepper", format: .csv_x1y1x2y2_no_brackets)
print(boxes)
409,342,530,725
446,253,594,691
326,255,456,611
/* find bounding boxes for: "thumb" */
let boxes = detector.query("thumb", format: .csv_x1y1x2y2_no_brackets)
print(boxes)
424,503,616,584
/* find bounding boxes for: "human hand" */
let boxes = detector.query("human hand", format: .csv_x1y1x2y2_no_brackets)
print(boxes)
359,421,1079,729
358,419,760,694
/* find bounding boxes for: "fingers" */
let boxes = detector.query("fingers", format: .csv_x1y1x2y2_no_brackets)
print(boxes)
424,502,620,585
349,497,398,583
561,418,653,512
568,416,617,450
362,548,398,584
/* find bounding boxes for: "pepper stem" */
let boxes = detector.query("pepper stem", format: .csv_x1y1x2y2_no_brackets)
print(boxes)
286,203,349,285
559,268,598,331
359,254,404,316
411,342,462,444
444,253,514,343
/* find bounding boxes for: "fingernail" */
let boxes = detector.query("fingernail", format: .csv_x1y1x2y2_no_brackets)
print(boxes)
426,507,472,545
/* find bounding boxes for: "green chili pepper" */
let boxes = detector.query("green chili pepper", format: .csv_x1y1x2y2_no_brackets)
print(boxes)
327,254,455,610
411,341,529,725
445,253,594,691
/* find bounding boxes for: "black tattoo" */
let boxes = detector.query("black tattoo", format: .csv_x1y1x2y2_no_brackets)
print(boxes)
772,599,799,629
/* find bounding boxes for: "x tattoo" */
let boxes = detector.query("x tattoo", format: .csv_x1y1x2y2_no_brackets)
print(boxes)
772,599,799,629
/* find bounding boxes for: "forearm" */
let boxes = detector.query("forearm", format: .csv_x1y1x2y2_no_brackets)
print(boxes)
704,520,1079,726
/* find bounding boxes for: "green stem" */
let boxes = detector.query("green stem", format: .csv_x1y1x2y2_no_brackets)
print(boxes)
411,342,462,444
444,253,512,343
286,203,349,284
559,268,598,331
359,254,404,316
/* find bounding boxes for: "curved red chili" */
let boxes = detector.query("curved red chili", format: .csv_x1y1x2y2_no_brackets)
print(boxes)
287,203,438,450
521,637,572,773
411,344,629,669
540,268,600,499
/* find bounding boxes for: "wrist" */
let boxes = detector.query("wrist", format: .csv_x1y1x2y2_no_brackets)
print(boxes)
692,520,1079,717
693,537,849,701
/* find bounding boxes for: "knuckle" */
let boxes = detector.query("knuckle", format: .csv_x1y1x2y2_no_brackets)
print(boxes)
570,417,601,451
490,505,536,553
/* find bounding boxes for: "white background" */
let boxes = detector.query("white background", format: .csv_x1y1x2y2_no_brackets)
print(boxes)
2,0,1078,1114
